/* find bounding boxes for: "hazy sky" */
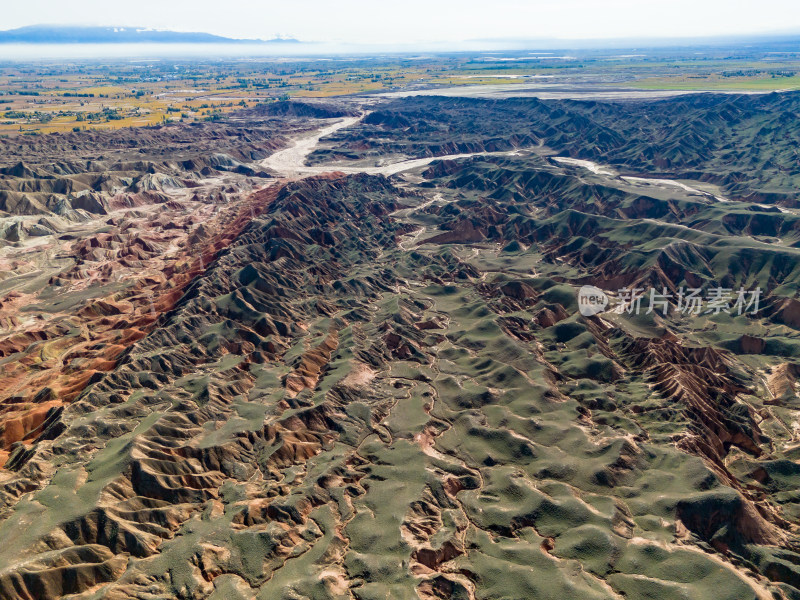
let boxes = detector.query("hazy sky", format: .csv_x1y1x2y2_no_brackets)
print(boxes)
4,0,800,44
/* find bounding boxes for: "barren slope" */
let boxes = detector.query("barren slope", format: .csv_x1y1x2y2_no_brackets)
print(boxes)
0,97,800,600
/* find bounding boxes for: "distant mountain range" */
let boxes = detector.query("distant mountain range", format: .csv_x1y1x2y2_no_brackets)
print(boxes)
0,25,300,44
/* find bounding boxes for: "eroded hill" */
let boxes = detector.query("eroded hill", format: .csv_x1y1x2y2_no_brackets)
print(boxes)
0,96,800,600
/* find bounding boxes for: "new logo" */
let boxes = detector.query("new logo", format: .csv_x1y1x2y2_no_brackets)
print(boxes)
577,285,609,316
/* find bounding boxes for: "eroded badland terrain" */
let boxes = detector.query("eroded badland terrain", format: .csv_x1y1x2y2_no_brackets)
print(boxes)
2,85,800,600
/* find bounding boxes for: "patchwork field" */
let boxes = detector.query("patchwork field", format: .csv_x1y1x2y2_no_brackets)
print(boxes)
2,43,800,135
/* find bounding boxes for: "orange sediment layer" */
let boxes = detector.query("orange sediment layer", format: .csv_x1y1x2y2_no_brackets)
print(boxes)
0,184,284,467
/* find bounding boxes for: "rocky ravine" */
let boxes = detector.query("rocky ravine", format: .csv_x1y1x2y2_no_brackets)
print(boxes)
1,98,800,600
